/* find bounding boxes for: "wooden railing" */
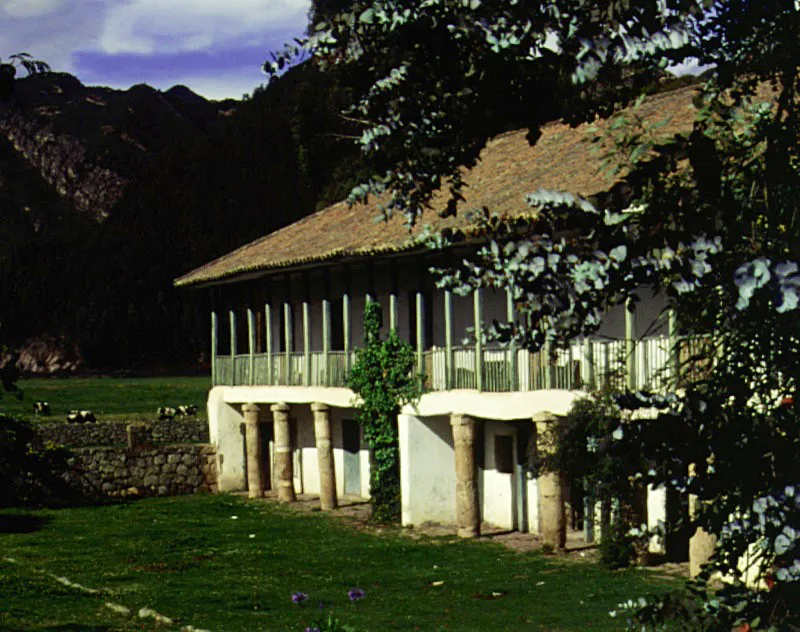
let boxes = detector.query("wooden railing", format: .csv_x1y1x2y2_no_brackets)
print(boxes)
212,335,710,393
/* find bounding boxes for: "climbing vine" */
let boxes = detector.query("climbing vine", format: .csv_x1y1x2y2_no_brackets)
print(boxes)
347,301,422,523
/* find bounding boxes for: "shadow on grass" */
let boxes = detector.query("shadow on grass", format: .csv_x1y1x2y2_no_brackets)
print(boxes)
0,513,52,534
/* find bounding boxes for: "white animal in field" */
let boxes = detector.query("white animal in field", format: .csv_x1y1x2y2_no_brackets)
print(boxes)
67,410,96,423
157,406,177,420
33,401,50,415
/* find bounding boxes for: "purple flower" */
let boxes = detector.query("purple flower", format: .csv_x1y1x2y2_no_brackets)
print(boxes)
291,592,308,604
305,628,321,632
347,588,365,602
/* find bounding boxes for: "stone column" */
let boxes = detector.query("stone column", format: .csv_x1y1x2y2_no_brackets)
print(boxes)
688,463,716,577
271,402,296,503
243,404,265,499
312,402,337,510
533,412,566,549
451,414,480,538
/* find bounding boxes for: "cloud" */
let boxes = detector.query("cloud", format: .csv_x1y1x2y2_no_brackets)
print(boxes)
1,0,62,19
96,0,310,54
0,0,310,98
0,0,110,73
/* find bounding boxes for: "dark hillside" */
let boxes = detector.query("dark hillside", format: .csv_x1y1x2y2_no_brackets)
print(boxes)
0,63,367,371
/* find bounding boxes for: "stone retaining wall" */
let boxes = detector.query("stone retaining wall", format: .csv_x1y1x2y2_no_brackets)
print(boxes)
68,444,217,497
37,418,208,447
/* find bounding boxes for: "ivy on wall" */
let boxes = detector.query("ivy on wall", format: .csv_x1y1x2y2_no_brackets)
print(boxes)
347,301,422,523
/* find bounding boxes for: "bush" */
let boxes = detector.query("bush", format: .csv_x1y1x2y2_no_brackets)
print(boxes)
0,415,74,507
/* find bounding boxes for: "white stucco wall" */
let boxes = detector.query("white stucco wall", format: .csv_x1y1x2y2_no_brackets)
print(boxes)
208,387,246,492
647,484,667,554
399,413,457,527
481,421,518,530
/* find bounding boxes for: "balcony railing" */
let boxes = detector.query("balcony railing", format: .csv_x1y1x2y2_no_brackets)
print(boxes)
212,335,711,393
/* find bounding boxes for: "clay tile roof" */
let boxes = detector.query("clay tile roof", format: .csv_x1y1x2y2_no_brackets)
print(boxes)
175,84,699,288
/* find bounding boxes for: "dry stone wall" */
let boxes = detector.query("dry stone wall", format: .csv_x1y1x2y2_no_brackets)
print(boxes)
69,444,217,497
36,418,208,448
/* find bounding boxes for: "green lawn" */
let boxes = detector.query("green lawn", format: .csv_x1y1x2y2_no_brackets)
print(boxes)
0,376,211,423
0,494,678,631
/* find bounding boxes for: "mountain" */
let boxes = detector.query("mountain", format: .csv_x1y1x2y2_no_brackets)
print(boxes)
0,65,367,371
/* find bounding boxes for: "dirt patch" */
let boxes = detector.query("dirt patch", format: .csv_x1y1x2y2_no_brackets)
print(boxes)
255,492,601,556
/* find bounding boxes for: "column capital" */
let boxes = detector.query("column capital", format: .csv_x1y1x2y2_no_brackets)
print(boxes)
270,402,291,413
311,402,330,413
531,411,559,424
242,403,260,414
450,413,475,428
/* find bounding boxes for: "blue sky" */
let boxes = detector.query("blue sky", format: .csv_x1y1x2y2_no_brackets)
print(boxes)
0,0,310,100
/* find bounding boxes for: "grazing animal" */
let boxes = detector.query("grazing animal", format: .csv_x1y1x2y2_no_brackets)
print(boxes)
177,405,197,417
67,410,96,423
33,401,50,415
157,406,177,420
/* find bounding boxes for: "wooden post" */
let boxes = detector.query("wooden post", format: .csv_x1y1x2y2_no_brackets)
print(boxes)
626,297,636,390
303,300,311,386
583,338,595,389
229,309,237,386
210,311,218,386
416,291,425,380
669,308,680,387
271,403,295,503
322,298,331,386
389,293,398,331
265,303,273,385
444,289,454,390
451,414,480,538
343,292,351,375
506,288,517,391
474,288,483,391
283,302,292,385
544,340,554,389
389,259,399,332
247,308,256,386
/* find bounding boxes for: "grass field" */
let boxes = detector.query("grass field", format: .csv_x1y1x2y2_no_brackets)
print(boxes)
0,494,678,631
0,376,211,423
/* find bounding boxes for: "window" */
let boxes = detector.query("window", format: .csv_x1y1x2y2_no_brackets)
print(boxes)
494,435,514,474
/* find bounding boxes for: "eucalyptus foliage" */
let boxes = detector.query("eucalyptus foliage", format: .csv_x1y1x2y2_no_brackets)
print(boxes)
271,1,800,628
347,301,422,523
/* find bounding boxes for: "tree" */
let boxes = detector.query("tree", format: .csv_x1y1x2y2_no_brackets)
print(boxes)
269,2,800,628
0,53,50,101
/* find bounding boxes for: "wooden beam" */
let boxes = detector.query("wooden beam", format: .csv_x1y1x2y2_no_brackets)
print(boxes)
210,311,218,386
474,288,483,392
247,308,256,386
444,289,454,390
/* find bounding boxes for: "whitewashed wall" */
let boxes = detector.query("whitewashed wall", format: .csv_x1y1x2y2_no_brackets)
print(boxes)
208,388,246,492
399,413,457,527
